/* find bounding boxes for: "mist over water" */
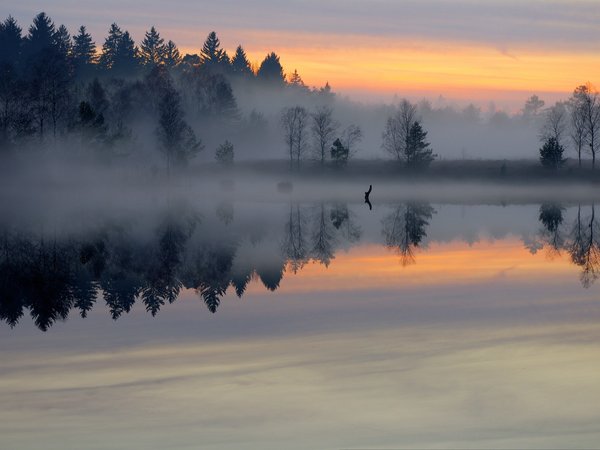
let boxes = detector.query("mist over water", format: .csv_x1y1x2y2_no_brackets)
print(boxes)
2,10,600,449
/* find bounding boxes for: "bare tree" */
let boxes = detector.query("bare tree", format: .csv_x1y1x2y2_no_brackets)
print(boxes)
382,99,418,162
310,106,338,165
539,102,567,147
569,95,589,168
342,124,363,158
280,105,308,169
573,84,600,169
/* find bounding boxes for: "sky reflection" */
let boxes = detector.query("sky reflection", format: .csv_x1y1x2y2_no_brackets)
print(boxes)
1,200,600,448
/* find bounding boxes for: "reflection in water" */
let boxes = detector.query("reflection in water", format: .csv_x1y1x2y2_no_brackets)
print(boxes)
381,202,436,266
2,201,600,330
536,203,600,287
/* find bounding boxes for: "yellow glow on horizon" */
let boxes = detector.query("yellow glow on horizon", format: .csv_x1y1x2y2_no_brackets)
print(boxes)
246,239,578,294
179,34,598,101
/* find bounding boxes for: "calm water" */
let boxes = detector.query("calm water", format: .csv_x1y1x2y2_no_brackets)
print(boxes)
1,190,600,449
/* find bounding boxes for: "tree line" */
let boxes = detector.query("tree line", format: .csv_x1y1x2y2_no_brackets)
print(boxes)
1,12,598,172
535,86,600,170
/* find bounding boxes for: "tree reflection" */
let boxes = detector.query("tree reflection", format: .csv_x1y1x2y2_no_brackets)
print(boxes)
282,203,309,273
536,203,600,287
4,200,600,331
538,203,565,253
567,204,600,287
381,203,435,265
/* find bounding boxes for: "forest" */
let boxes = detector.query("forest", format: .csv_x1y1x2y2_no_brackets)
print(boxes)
1,12,599,175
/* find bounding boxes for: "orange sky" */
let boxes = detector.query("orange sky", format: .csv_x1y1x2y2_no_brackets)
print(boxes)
175,36,600,106
5,1,600,106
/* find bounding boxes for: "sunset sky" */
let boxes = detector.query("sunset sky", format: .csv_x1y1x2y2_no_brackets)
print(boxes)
3,1,599,106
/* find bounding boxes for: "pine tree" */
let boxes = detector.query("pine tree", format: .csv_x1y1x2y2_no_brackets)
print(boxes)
23,12,56,60
0,16,23,66
113,30,138,76
99,23,122,70
140,26,165,67
288,69,304,86
406,121,435,168
215,140,234,166
72,26,95,65
539,137,565,170
200,31,226,66
163,40,181,67
330,138,349,166
157,87,203,171
231,45,252,76
54,24,71,59
257,52,285,84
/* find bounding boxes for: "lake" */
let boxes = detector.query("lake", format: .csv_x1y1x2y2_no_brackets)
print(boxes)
1,181,600,449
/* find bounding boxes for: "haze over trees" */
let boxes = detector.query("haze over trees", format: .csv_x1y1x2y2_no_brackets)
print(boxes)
382,100,436,168
0,11,599,174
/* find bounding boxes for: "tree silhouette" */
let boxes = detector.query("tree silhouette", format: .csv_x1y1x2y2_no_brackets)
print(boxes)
157,82,203,171
539,137,565,170
200,31,229,72
573,84,600,169
23,12,57,61
163,40,181,67
231,45,252,76
72,26,96,78
406,121,436,168
341,124,362,157
99,24,138,76
311,106,339,165
140,26,166,67
281,105,308,169
330,138,349,166
257,52,285,85
382,99,418,163
99,23,122,70
54,24,71,60
0,16,23,67
569,91,589,168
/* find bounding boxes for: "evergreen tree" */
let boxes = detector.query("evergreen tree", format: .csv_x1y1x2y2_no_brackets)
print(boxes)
288,69,305,87
99,23,123,70
406,121,435,168
200,31,227,69
215,140,234,166
86,78,108,116
23,12,57,60
113,30,139,76
257,52,285,85
72,25,96,76
330,138,349,166
0,16,23,66
157,87,203,171
230,45,252,76
539,136,565,169
54,24,71,60
140,26,165,67
163,40,181,67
